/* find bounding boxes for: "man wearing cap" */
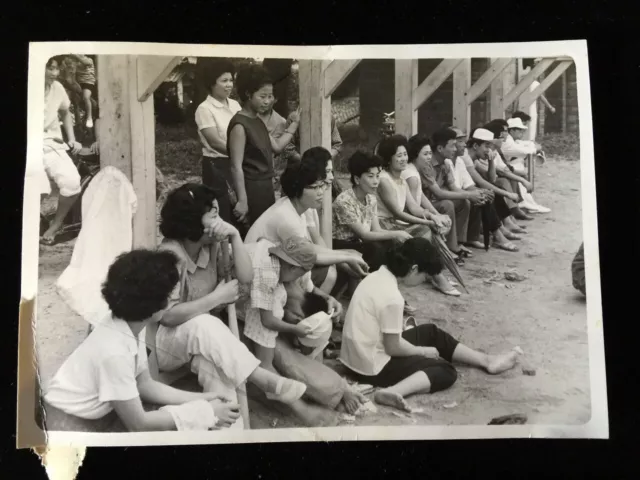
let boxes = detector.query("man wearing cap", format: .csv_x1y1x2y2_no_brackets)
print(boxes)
243,235,343,377
502,117,551,213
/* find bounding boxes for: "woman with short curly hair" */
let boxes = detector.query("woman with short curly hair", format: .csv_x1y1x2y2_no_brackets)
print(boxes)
227,64,301,228
153,183,308,429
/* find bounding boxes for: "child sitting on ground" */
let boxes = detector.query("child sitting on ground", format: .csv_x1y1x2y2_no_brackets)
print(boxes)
244,236,341,378
44,249,243,432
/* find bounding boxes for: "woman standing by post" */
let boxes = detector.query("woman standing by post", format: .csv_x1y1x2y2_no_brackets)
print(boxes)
195,59,241,226
227,64,301,229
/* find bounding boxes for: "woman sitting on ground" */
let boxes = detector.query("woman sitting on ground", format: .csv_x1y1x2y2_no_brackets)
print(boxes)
227,64,301,229
154,183,308,429
339,237,521,412
374,134,461,297
245,146,370,296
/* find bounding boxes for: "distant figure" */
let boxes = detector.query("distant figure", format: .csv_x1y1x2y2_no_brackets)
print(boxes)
68,55,97,129
572,243,586,296
520,58,556,142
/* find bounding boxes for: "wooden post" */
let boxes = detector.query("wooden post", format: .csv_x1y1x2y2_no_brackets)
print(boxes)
97,55,161,249
501,59,518,117
298,60,332,247
489,58,508,120
452,59,471,132
518,61,573,110
394,59,418,137
506,59,554,111
561,71,568,134
413,59,463,111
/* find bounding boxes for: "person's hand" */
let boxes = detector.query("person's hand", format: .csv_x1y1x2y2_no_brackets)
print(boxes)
69,141,82,155
394,230,413,242
326,296,343,318
468,190,485,205
233,200,249,223
420,347,440,359
205,218,239,241
283,309,304,325
90,142,99,155
550,106,556,114
345,255,369,277
482,189,495,202
202,392,233,403
293,323,313,338
521,180,533,192
211,278,240,306
209,399,241,428
288,107,301,124
507,192,520,203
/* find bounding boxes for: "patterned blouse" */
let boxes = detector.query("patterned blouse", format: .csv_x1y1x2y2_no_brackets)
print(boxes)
332,188,378,242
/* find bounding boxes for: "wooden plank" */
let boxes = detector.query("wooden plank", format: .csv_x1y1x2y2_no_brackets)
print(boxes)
561,71,568,133
503,59,554,109
130,56,158,249
501,60,518,117
394,59,418,136
452,59,471,132
97,55,133,178
97,55,157,249
324,59,361,97
137,55,183,102
489,58,508,119
298,60,332,247
518,61,573,110
466,58,513,105
413,58,463,110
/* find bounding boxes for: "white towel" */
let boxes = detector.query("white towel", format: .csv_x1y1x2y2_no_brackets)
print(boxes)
56,166,137,326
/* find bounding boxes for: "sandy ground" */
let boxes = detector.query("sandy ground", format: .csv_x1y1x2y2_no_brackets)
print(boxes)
35,157,589,430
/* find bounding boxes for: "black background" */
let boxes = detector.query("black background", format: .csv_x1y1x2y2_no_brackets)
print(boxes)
2,1,638,478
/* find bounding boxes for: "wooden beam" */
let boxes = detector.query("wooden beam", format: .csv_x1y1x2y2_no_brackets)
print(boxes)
394,59,418,136
452,59,471,133
489,58,508,119
137,55,183,102
518,60,573,110
97,55,157,249
466,58,513,105
413,58,463,110
561,71,568,133
503,59,554,109
324,59,361,97
298,60,332,247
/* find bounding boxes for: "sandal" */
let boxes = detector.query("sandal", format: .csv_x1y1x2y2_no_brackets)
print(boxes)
457,245,473,257
465,240,485,250
493,241,519,252
431,278,462,297
502,231,521,241
403,302,417,315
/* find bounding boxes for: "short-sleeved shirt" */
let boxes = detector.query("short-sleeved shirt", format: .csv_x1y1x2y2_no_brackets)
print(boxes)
419,156,457,201
447,156,475,190
44,81,71,151
332,188,378,242
339,266,405,376
44,313,148,420
400,163,423,204
227,113,274,181
158,238,230,307
195,95,242,158
75,55,96,85
244,197,318,245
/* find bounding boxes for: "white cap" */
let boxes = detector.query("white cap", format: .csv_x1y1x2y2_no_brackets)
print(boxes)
298,310,333,349
471,128,494,142
507,118,528,130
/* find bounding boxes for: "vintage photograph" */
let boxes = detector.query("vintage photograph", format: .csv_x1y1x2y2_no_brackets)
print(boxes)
19,41,606,447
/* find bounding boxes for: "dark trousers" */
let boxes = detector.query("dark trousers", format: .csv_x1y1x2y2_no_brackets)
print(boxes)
245,178,276,227
433,198,471,245
350,324,460,393
468,202,503,241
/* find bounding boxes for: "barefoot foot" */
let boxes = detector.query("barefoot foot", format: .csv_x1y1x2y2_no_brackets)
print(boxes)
374,389,412,412
341,389,366,415
486,350,520,374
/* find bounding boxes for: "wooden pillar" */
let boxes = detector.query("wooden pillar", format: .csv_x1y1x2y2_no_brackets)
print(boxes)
489,58,506,120
501,60,518,117
452,59,471,132
176,77,184,109
97,55,157,249
394,59,418,137
298,60,332,247
561,71,568,134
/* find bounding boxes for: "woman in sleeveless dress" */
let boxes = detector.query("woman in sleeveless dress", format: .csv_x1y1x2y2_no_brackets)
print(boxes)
227,65,301,231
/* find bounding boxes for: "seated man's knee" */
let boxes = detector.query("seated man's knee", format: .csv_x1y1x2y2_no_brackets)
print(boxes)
439,199,455,216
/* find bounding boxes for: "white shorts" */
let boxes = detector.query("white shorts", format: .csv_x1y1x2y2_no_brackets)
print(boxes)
43,148,82,197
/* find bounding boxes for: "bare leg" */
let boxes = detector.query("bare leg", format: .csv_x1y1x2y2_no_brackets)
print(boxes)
451,344,520,374
83,89,93,127
340,389,367,414
253,344,277,374
41,193,78,242
318,265,337,294
247,365,307,404
374,371,430,412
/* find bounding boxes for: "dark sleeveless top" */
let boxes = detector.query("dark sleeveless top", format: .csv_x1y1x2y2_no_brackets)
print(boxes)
227,113,274,181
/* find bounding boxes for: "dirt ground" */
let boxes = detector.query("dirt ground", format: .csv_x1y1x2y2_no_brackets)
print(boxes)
35,156,589,430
